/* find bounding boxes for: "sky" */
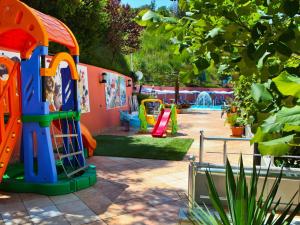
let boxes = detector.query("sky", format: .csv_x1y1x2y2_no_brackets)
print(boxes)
121,0,172,8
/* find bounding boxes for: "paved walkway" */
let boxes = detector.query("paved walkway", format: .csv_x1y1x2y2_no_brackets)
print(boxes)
0,111,253,224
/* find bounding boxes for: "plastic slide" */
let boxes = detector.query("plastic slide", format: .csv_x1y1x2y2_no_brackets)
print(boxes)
52,120,96,157
151,109,171,137
80,123,97,157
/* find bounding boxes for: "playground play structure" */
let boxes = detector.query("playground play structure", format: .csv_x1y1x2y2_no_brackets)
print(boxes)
139,99,178,137
0,0,96,195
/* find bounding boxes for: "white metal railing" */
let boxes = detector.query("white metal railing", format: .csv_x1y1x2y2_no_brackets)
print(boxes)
187,130,300,209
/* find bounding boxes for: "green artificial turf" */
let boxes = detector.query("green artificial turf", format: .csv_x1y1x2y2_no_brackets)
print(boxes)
93,135,194,161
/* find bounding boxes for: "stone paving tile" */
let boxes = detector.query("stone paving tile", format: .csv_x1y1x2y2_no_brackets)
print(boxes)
86,221,107,225
1,211,32,225
50,194,79,205
64,209,101,225
103,201,182,225
56,200,89,214
78,192,113,215
74,187,99,199
108,198,151,214
98,202,126,220
95,182,127,203
32,216,69,225
28,205,63,223
0,202,26,213
19,193,48,202
23,197,54,209
104,213,155,225
0,193,21,205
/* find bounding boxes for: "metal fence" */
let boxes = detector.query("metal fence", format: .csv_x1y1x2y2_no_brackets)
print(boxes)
188,130,300,208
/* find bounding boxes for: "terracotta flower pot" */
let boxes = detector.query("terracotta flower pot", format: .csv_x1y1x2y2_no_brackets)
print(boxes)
231,126,244,137
226,112,235,118
231,106,238,113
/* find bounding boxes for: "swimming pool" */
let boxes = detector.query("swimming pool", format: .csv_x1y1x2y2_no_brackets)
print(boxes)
189,105,223,111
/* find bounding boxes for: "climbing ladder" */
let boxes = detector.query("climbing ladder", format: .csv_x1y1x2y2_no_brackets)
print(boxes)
0,57,21,182
51,113,87,178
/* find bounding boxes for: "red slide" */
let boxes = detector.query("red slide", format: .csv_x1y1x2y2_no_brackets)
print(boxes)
151,109,171,138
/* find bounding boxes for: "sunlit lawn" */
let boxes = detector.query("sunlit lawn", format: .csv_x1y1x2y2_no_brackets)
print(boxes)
93,135,194,161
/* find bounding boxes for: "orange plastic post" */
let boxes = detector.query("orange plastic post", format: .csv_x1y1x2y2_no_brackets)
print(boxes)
0,57,22,182
40,52,79,80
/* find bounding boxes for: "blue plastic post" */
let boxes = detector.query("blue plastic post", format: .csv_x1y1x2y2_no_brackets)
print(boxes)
20,46,57,183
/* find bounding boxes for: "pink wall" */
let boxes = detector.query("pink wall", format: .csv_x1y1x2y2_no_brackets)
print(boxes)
80,63,132,136
140,85,232,92
137,85,233,104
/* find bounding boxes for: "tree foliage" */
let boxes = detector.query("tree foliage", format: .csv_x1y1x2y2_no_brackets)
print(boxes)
106,0,143,60
132,10,221,87
138,0,300,156
22,0,143,75
23,0,108,61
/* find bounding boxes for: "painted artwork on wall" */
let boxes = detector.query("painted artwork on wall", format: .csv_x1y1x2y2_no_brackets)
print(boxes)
45,59,90,113
77,65,90,113
0,50,20,80
105,72,127,109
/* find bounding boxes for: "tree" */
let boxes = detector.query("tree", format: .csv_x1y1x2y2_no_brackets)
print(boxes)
157,6,172,17
137,0,300,156
150,0,156,10
130,26,194,103
23,0,108,64
21,0,136,75
106,0,143,63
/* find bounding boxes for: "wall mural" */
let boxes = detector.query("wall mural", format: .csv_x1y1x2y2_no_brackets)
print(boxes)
44,59,90,113
77,65,90,113
0,50,20,80
105,72,126,109
0,51,90,113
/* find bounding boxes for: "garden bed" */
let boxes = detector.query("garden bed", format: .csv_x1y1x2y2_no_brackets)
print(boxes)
191,163,300,211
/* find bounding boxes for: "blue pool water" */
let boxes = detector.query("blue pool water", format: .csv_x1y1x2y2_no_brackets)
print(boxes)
190,105,222,111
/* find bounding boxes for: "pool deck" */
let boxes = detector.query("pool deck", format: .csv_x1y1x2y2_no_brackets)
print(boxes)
0,111,282,224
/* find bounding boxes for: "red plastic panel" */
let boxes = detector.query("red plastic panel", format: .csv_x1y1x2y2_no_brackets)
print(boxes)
33,10,77,53
0,30,36,55
152,109,171,137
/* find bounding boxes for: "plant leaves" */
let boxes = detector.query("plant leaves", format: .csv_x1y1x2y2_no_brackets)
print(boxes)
251,83,273,103
142,10,160,21
257,51,271,70
206,27,224,39
258,134,294,156
261,106,300,133
194,57,210,71
283,0,300,17
273,71,300,98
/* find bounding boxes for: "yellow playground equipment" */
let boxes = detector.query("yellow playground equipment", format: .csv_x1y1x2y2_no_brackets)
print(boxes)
138,98,178,136
140,99,163,126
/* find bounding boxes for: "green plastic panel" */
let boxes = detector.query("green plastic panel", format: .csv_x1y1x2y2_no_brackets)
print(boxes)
0,164,97,196
22,111,81,127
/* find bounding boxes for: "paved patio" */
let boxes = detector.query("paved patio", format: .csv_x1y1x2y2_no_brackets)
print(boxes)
0,111,254,224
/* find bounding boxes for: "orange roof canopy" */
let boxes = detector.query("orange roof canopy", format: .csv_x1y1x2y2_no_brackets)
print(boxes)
0,0,79,58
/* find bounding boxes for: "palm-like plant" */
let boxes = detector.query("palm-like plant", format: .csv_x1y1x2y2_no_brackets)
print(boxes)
186,157,300,225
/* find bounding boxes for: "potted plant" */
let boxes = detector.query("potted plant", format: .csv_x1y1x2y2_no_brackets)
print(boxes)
221,98,239,118
226,114,247,137
230,100,238,113
221,104,233,118
184,157,300,225
176,104,182,114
